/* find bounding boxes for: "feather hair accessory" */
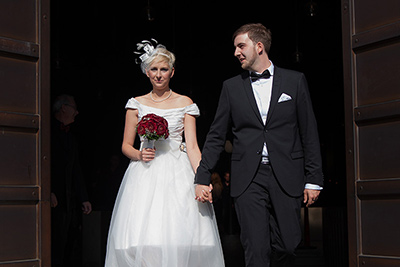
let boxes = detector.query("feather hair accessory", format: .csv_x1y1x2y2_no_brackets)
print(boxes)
133,38,159,64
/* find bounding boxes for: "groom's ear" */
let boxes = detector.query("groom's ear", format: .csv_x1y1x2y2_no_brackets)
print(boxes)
256,42,264,55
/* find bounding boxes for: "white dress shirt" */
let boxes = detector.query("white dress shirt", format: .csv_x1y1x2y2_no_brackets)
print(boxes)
251,63,273,157
250,62,322,191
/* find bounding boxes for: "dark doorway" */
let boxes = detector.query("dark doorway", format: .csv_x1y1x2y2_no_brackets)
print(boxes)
50,1,346,266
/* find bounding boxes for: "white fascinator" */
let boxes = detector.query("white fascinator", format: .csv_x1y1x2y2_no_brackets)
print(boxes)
133,38,159,65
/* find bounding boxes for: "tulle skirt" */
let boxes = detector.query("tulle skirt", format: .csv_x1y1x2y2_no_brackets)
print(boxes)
105,142,224,267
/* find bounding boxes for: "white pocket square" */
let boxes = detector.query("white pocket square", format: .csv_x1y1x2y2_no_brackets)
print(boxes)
278,93,292,103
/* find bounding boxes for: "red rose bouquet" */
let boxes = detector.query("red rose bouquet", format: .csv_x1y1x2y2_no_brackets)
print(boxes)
136,113,169,141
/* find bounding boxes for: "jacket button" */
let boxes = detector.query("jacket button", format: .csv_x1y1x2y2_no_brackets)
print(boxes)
257,150,262,154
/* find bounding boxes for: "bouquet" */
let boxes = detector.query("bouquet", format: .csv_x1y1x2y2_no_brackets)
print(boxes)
136,114,169,144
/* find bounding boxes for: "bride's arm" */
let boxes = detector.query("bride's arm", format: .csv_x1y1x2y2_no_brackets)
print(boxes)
183,113,201,171
121,109,155,162
184,114,212,203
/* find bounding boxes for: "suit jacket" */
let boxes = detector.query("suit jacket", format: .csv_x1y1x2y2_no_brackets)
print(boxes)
51,119,89,211
195,66,323,197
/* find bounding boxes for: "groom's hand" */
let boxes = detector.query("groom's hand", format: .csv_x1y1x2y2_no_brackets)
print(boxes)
195,184,213,203
303,189,320,207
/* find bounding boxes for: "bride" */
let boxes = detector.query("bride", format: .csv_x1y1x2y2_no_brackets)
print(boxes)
104,41,225,267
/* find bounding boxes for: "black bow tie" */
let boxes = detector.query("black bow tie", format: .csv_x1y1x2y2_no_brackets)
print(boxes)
250,69,271,81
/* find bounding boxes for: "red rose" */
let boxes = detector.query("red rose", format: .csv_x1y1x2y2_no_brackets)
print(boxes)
137,123,146,135
161,118,168,127
147,114,157,121
146,121,156,132
152,114,162,122
156,123,167,136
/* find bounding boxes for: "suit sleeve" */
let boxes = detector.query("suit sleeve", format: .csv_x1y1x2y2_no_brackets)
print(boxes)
296,74,324,186
72,134,90,203
195,83,231,185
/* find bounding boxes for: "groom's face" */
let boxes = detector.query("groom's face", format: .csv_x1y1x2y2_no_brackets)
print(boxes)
234,33,258,71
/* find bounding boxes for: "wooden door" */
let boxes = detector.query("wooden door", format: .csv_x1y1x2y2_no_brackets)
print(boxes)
342,0,400,266
0,0,51,266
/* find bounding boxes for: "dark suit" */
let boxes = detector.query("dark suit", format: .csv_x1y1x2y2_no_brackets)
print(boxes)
195,66,323,266
51,119,89,266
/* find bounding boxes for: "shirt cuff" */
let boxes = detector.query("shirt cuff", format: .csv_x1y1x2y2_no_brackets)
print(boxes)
305,183,323,190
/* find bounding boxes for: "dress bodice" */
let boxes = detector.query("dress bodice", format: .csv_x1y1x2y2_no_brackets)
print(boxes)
125,97,200,144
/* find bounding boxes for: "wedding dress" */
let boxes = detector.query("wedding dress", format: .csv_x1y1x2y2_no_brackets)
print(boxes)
105,98,225,267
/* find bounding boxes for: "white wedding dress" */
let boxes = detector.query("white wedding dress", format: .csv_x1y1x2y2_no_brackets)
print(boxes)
105,98,225,267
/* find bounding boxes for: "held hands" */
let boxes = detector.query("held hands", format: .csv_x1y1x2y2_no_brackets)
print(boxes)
303,189,321,207
195,184,213,203
141,148,156,162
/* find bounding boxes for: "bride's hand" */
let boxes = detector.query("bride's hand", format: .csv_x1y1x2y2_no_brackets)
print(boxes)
140,148,156,162
195,184,213,203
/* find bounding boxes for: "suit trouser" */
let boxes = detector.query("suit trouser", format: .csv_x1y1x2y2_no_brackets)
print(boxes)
51,207,81,267
234,163,302,267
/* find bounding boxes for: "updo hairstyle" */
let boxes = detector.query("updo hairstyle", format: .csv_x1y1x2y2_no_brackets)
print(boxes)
140,45,176,74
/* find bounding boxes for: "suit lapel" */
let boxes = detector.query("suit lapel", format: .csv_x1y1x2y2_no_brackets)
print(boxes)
241,72,263,125
266,67,282,124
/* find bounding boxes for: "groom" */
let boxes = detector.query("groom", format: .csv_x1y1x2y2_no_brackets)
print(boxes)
195,23,324,266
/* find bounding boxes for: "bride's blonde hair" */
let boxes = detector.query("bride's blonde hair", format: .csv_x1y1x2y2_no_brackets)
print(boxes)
141,45,176,74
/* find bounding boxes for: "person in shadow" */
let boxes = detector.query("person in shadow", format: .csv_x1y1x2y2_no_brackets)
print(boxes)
50,94,92,267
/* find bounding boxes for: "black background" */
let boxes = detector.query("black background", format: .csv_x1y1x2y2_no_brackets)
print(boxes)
50,0,345,208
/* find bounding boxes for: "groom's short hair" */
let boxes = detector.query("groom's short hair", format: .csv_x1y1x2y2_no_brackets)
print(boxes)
232,23,272,54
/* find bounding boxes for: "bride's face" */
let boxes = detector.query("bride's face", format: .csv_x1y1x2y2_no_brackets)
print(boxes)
146,60,175,91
